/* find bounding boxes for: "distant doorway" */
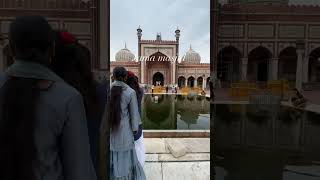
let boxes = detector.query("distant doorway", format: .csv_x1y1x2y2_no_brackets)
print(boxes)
153,72,164,86
178,76,186,88
257,61,268,82
188,77,195,88
248,46,272,82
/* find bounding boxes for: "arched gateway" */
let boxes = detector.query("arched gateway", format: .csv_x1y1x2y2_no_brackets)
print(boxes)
153,72,164,86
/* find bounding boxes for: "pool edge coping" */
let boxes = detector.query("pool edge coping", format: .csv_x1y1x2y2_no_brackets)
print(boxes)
143,130,210,138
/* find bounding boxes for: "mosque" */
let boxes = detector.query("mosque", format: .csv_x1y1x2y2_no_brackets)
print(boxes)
215,0,320,90
110,27,210,89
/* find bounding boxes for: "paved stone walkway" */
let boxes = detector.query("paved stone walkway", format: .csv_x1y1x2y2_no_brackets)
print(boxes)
143,138,210,180
214,88,320,105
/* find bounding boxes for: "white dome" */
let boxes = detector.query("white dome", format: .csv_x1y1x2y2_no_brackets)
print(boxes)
115,44,135,61
182,45,201,64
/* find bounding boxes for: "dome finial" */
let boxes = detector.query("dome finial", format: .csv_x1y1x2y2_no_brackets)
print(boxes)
115,44,135,62
183,44,201,64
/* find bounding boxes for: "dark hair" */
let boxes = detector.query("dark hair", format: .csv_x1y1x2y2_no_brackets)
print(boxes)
51,31,99,117
9,16,54,65
293,88,303,98
126,75,142,98
109,67,127,131
0,16,54,180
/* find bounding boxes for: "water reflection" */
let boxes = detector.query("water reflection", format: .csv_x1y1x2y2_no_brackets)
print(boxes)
213,104,320,180
142,94,210,130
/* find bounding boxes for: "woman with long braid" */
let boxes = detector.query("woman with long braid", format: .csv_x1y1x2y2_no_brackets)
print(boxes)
0,16,96,180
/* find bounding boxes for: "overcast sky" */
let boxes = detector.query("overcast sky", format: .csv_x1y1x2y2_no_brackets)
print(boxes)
219,0,320,5
110,0,210,63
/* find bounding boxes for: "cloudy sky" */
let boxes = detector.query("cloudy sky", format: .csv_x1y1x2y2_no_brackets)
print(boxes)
219,0,320,5
110,0,210,63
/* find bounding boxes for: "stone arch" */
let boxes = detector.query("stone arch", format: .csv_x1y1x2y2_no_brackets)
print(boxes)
308,44,320,56
278,47,297,82
278,43,296,56
178,76,186,88
217,46,242,84
308,48,320,83
206,77,210,90
197,77,203,88
153,72,164,86
248,46,272,82
147,52,171,85
187,76,195,88
248,44,273,56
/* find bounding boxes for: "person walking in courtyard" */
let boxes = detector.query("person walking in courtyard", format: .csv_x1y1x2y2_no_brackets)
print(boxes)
51,30,108,176
126,71,146,166
0,16,96,180
109,67,146,180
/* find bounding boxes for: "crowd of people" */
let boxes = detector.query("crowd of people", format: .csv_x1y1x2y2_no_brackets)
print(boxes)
0,16,146,180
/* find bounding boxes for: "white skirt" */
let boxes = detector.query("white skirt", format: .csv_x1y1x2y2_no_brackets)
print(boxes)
134,132,146,167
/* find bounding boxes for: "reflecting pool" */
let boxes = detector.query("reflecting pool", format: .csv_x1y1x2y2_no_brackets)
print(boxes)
212,104,320,180
142,94,210,130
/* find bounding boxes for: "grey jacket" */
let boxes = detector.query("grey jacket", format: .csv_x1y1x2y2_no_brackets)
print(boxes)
0,61,97,180
110,81,140,151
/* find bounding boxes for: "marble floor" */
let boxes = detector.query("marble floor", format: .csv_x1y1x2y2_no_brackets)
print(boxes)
143,138,210,180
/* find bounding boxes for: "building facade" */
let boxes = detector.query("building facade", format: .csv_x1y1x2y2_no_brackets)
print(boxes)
111,28,210,89
216,0,320,89
0,0,109,81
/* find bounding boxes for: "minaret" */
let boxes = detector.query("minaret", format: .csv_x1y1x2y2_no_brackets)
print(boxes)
175,27,181,58
137,25,142,57
174,27,181,85
137,26,144,83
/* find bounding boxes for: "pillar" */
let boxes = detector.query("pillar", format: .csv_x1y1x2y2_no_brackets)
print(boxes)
271,58,279,80
194,78,197,87
185,79,187,87
140,61,145,84
241,57,248,81
99,0,108,71
0,45,3,72
203,77,206,90
202,77,206,89
296,49,304,91
302,56,309,83
173,63,176,84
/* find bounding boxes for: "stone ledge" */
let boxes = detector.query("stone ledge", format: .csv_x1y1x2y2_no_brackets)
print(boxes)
159,153,210,162
144,138,168,154
144,130,210,138
144,138,210,154
146,153,211,162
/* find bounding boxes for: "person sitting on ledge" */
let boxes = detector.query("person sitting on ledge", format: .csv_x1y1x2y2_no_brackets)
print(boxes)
201,90,206,96
291,88,307,108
